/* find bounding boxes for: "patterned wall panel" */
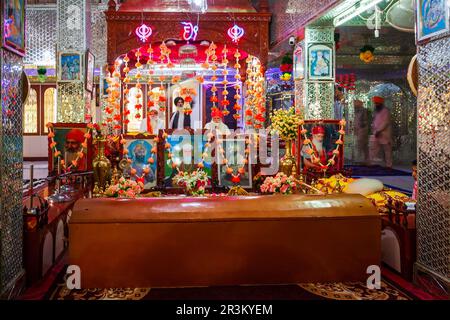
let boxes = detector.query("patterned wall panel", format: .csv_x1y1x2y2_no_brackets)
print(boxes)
91,4,108,68
269,0,341,45
304,82,334,119
57,0,86,51
0,50,24,291
57,82,85,123
24,6,57,65
416,37,450,281
57,0,92,123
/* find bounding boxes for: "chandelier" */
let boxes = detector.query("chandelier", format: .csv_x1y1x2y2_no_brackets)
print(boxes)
187,0,208,13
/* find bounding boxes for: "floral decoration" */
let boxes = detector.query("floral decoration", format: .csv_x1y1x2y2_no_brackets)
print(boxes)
172,170,210,196
359,45,375,63
270,106,302,141
104,177,144,198
260,172,297,195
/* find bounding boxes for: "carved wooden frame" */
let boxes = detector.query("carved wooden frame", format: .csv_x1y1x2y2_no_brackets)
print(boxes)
105,7,271,71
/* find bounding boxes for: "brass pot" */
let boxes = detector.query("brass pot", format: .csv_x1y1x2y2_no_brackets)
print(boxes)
280,140,297,176
93,137,111,192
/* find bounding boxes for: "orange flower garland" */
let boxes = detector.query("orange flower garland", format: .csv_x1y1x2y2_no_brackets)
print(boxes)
122,55,131,126
233,49,242,121
107,60,123,132
244,56,266,127
179,87,197,115
221,45,230,117
134,48,143,120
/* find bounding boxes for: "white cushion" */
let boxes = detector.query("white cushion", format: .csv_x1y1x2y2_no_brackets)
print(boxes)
344,178,384,196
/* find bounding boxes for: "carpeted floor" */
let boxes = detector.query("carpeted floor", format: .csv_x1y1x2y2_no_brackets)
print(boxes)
345,165,411,177
44,266,411,301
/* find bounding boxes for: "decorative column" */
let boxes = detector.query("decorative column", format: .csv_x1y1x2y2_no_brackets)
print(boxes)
56,0,92,122
415,35,450,296
293,40,306,116
0,42,25,299
90,2,108,124
304,26,335,119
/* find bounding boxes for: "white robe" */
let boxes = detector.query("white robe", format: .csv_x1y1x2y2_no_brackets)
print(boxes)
140,117,164,134
204,121,231,135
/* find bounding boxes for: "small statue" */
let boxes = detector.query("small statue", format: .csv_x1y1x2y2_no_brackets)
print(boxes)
93,182,100,197
111,166,121,184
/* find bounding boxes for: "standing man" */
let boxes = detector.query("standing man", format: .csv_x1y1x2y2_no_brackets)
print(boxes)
353,99,369,164
370,96,393,169
169,97,191,129
334,87,345,120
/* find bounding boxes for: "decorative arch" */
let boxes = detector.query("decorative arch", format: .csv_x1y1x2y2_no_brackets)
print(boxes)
105,4,271,70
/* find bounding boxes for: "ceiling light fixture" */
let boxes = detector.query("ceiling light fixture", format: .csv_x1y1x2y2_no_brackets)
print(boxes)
187,0,208,14
333,0,385,27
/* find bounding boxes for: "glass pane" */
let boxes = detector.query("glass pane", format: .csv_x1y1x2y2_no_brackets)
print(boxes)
23,89,38,134
43,88,56,133
126,87,144,133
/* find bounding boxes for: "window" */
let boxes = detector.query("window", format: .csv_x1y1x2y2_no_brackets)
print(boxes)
23,88,38,134
43,88,56,133
23,84,57,135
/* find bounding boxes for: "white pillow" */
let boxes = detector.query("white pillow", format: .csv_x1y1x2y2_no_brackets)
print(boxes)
344,178,384,196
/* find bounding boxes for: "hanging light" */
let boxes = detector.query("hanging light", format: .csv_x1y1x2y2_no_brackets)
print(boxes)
187,0,208,14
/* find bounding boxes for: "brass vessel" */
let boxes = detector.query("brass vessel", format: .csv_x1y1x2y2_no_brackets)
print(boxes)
93,137,111,193
280,140,297,176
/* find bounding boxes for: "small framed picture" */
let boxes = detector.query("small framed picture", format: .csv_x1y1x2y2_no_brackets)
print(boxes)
416,0,449,42
85,50,95,92
58,52,83,82
293,42,305,80
2,0,26,56
307,43,334,80
297,120,344,175
123,135,158,190
102,78,109,96
48,123,93,174
161,129,213,189
217,137,252,189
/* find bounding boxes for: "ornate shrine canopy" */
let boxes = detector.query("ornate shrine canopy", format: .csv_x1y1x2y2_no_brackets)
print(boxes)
105,1,271,69
117,0,258,13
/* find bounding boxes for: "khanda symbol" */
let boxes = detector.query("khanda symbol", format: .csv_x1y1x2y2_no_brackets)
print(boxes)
227,24,245,43
135,23,152,42
181,22,199,41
